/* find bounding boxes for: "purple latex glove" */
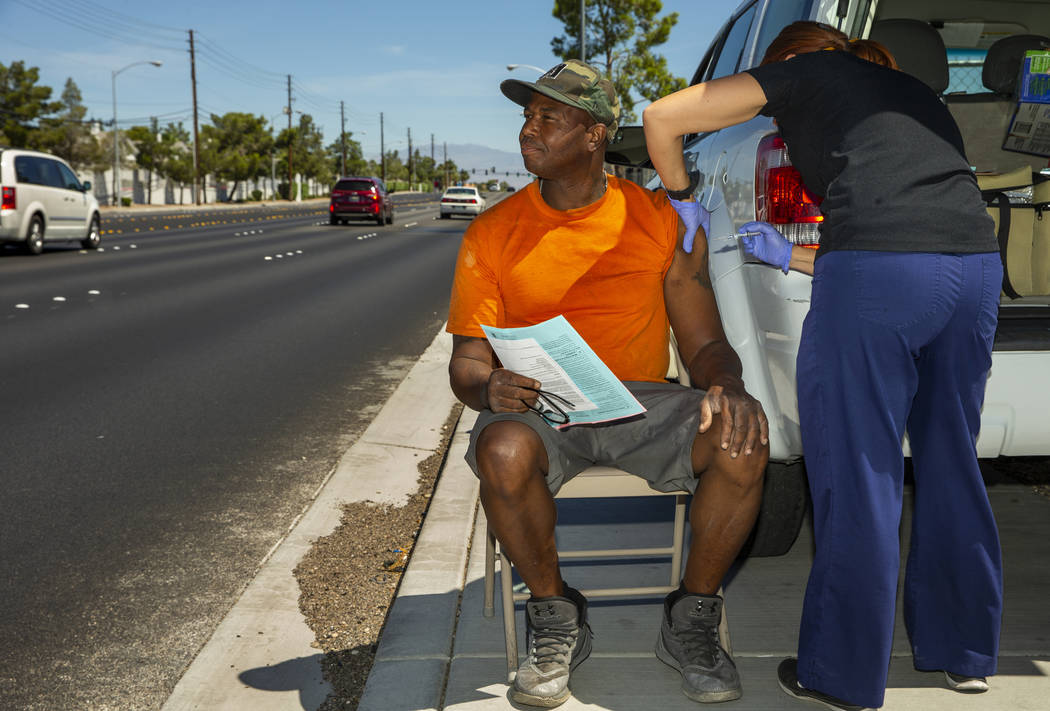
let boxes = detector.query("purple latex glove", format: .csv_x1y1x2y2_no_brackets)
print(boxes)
739,220,793,273
669,198,711,254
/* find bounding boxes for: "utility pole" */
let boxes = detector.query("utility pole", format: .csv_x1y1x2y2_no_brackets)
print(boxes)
580,0,586,62
340,100,347,177
380,112,385,182
407,127,413,190
287,75,293,200
148,115,158,204
189,29,201,205
443,141,448,189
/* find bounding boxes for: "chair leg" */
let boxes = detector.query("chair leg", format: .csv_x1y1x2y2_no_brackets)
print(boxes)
483,524,495,618
499,546,518,683
718,586,733,657
669,493,687,587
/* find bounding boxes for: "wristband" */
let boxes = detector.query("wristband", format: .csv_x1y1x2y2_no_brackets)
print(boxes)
665,170,700,201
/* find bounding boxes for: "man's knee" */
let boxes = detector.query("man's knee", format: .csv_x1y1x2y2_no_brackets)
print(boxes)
692,414,768,489
475,420,549,496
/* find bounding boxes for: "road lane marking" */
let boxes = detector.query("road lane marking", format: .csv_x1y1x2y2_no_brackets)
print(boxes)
88,290,101,295
53,297,66,302
15,304,29,309
403,222,418,228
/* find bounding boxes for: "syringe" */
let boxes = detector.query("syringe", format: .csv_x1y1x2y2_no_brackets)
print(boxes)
708,231,761,243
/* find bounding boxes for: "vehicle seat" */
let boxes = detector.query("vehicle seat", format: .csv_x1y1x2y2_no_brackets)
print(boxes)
868,18,949,93
979,168,1050,299
944,34,1050,174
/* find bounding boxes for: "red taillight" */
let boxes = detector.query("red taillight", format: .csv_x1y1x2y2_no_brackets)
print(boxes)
755,135,822,246
469,199,477,204
441,197,451,203
1,186,14,211
329,203,334,212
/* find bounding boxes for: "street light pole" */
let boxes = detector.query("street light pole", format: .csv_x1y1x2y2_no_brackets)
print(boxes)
581,0,586,62
111,60,162,206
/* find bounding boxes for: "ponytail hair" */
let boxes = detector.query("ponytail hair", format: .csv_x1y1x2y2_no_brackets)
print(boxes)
761,20,898,70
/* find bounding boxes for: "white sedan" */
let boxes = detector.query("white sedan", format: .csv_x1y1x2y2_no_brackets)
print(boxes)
439,186,486,219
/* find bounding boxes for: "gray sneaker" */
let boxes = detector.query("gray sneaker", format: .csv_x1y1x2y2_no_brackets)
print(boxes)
656,591,742,703
511,585,592,708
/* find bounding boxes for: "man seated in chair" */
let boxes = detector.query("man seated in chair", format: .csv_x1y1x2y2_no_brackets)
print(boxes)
446,59,769,708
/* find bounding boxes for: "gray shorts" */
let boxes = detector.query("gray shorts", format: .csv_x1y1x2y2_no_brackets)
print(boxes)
464,381,705,495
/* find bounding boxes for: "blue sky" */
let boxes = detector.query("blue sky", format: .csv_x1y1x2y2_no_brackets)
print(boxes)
1,0,732,162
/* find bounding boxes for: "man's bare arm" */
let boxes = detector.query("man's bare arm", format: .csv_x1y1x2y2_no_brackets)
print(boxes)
664,218,769,456
449,335,541,413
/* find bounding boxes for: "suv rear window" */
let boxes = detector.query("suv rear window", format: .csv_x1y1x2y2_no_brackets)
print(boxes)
334,179,376,192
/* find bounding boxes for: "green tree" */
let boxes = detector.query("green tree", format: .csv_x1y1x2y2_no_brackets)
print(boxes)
326,131,367,177
201,112,273,201
275,113,329,197
127,118,163,203
551,0,686,122
37,78,101,170
412,151,439,189
382,150,407,182
160,122,195,204
0,60,61,148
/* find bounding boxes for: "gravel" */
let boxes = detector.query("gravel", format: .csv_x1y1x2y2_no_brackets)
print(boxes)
293,404,464,710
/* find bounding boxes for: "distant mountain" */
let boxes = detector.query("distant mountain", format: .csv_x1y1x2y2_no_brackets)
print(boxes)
444,143,533,189
368,142,533,190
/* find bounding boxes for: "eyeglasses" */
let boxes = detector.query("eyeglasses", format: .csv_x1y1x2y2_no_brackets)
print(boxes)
519,386,574,425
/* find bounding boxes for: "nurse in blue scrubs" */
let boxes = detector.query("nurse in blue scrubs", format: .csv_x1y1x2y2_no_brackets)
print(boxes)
643,20,1003,711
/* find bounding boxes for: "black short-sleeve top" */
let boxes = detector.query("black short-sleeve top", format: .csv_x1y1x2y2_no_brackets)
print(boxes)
745,50,997,256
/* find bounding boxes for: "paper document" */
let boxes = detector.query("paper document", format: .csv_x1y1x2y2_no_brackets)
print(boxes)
481,315,646,429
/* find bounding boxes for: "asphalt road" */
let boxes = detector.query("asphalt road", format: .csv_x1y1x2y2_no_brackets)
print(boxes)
0,194,474,709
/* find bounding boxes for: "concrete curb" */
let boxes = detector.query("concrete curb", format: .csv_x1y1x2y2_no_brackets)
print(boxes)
357,410,480,711
161,328,459,711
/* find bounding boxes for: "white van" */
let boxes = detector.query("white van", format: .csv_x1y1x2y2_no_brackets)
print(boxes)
608,0,1050,556
0,147,102,254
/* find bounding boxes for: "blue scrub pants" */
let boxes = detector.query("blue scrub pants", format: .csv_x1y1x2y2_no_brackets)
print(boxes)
795,250,1004,708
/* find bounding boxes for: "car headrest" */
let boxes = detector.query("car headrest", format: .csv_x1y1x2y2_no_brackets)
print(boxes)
983,34,1050,95
868,18,949,94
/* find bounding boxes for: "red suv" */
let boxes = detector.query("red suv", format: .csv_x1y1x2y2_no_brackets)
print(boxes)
329,176,394,226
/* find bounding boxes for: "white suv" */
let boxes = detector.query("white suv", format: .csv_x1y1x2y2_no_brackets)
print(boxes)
0,147,102,254
609,0,1050,556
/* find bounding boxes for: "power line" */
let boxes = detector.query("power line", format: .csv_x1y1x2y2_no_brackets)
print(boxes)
55,0,183,40
193,33,286,79
195,53,287,92
10,0,183,51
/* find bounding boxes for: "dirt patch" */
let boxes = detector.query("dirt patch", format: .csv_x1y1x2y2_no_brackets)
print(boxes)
294,403,464,710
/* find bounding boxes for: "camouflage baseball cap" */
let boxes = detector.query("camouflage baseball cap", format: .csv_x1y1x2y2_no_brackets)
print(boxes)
501,59,621,137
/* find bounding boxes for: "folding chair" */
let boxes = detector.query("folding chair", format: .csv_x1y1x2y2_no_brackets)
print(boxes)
480,336,731,681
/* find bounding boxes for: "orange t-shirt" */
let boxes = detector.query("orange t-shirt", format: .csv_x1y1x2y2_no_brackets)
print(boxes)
447,175,679,383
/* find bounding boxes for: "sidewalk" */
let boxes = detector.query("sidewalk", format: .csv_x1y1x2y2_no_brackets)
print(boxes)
362,411,1050,710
